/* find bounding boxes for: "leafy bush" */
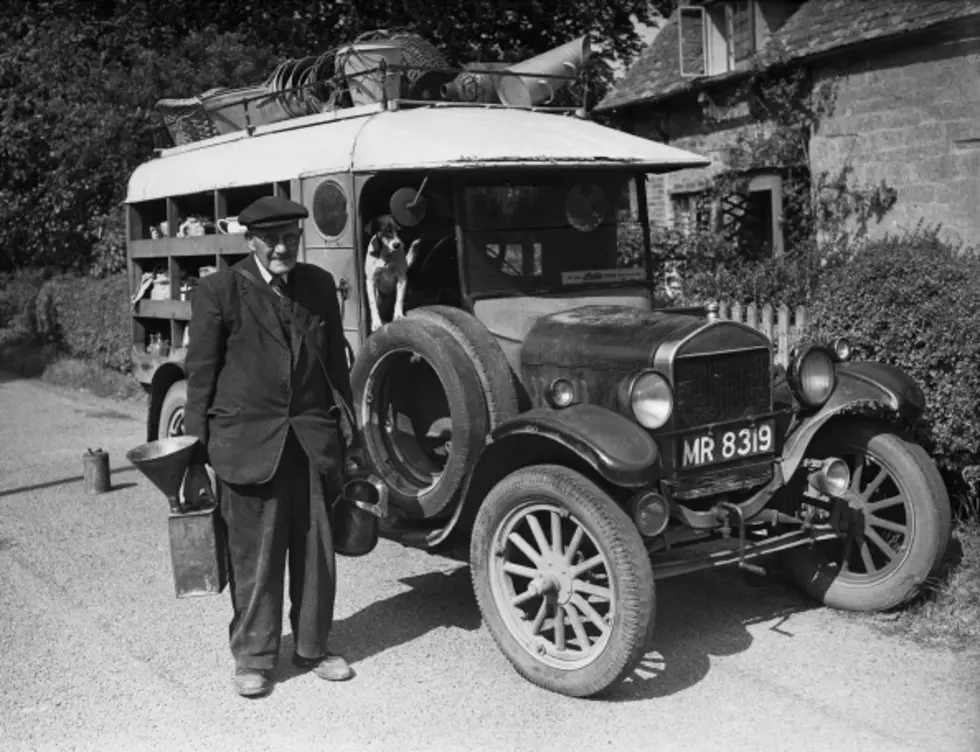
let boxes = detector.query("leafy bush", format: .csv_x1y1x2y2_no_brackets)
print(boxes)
805,226,980,502
42,274,132,373
680,253,833,308
0,267,54,334
665,225,840,309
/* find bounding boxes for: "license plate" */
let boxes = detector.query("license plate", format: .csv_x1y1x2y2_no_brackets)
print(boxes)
679,420,775,469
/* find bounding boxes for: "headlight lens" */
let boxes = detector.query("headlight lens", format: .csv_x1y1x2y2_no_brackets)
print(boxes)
793,347,835,407
549,378,576,408
630,371,673,429
833,337,852,361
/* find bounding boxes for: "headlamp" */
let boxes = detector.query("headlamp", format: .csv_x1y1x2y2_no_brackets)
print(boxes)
628,371,673,429
788,345,836,408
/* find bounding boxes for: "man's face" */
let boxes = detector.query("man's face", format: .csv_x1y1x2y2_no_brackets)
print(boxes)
248,220,301,276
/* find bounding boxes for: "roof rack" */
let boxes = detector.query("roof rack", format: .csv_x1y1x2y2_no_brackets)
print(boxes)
156,35,592,148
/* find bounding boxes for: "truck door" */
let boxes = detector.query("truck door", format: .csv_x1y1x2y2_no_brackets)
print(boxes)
300,172,363,364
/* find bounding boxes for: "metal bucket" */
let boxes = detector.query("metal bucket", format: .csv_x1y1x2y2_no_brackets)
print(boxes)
332,473,389,557
336,42,405,106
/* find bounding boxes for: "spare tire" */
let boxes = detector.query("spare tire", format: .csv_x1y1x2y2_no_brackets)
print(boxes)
351,317,490,519
407,306,519,430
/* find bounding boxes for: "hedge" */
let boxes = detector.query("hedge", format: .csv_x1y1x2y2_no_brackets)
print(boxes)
805,227,980,500
43,274,132,373
0,268,51,331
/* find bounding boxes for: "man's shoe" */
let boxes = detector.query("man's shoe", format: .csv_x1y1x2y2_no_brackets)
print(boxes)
233,668,272,698
292,652,354,681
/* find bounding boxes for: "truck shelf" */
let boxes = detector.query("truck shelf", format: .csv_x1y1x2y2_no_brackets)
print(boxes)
135,299,192,320
129,235,249,258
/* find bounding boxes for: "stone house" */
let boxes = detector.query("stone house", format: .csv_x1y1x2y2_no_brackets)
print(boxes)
596,0,980,254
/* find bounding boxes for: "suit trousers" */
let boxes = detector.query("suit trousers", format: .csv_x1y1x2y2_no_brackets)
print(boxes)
218,429,337,671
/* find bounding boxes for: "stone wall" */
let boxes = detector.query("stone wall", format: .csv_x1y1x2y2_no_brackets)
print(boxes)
629,94,764,227
626,27,980,248
810,33,980,248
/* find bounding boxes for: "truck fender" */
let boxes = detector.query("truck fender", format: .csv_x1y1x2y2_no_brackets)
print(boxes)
426,404,660,548
780,361,926,480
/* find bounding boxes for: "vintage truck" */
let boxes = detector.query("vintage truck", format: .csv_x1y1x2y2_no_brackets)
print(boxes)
125,55,951,698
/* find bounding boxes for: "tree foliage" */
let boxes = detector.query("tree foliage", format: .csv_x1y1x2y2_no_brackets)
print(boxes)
0,0,674,274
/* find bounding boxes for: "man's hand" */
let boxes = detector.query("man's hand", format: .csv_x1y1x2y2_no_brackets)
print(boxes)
180,463,217,511
344,446,366,478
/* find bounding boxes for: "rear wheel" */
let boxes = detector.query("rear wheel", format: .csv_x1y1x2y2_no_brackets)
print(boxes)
157,380,187,439
781,420,951,611
470,465,655,697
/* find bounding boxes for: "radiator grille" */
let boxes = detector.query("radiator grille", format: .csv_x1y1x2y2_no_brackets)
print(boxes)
672,349,771,430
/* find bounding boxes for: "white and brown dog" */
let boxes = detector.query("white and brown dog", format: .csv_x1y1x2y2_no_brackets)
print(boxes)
364,214,420,332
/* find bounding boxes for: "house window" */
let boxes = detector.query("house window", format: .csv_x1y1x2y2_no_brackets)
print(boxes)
719,174,784,258
671,191,715,236
678,6,707,76
732,0,756,62
679,0,757,77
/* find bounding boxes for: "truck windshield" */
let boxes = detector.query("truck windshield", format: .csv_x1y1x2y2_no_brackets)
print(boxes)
460,173,649,297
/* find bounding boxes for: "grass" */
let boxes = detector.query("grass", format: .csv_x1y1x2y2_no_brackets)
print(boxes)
859,515,980,653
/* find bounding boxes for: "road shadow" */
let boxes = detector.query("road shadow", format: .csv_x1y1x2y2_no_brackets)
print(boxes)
276,561,816,698
602,570,816,702
277,567,481,685
0,465,139,499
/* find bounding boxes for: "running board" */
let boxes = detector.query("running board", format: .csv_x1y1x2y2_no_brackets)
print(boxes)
651,528,838,580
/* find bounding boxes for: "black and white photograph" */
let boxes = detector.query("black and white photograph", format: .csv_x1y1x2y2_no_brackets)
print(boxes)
1,1,978,750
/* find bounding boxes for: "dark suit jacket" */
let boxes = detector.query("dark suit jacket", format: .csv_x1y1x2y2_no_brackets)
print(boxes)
184,254,355,486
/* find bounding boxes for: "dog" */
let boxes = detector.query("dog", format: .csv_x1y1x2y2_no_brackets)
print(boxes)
364,214,420,332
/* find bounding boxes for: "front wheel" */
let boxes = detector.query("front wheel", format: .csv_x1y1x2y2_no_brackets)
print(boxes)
780,419,951,611
470,465,654,698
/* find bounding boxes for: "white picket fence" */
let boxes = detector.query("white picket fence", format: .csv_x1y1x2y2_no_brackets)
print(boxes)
713,301,808,367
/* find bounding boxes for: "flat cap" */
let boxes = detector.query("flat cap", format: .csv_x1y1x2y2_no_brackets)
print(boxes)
238,195,309,229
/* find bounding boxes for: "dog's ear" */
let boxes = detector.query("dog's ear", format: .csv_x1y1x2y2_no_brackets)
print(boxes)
364,218,377,237
367,234,383,258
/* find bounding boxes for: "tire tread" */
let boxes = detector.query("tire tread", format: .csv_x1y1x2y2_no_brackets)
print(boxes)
471,465,654,698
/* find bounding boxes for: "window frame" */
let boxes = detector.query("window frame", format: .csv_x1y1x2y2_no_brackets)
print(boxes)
678,0,757,78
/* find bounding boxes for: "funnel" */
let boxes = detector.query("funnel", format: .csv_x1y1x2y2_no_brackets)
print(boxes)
126,436,200,514
495,36,591,108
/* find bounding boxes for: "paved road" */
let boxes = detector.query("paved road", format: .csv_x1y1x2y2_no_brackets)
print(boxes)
1,373,978,752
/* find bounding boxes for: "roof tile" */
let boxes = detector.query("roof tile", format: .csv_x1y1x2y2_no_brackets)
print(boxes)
597,0,980,112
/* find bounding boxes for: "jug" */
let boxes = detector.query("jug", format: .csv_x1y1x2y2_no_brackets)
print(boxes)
217,216,245,234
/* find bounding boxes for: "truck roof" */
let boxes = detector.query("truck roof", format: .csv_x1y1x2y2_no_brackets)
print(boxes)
125,103,709,204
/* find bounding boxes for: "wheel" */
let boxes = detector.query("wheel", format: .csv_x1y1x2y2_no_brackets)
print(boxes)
470,465,655,697
351,317,489,519
407,305,519,430
781,419,952,611
158,380,187,439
